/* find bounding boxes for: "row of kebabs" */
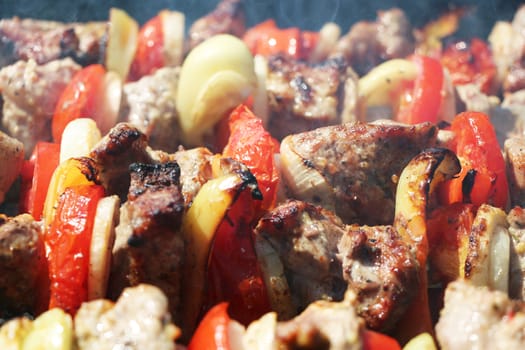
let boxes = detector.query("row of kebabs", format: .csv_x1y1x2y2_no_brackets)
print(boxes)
2,0,525,349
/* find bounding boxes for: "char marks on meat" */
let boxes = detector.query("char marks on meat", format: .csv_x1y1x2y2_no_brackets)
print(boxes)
120,67,182,153
265,54,357,140
90,123,156,200
0,214,44,324
255,200,347,316
188,0,246,51
436,279,525,350
338,225,418,331
109,162,185,325
171,147,214,206
0,131,24,205
0,18,106,68
330,8,415,76
283,121,437,225
75,284,180,350
0,58,80,153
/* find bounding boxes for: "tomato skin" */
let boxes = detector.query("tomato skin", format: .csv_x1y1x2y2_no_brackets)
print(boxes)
439,111,508,209
128,14,164,81
223,104,280,215
52,64,106,143
45,184,105,315
362,330,401,350
243,19,319,60
396,55,444,124
441,38,496,94
19,142,60,220
187,302,231,350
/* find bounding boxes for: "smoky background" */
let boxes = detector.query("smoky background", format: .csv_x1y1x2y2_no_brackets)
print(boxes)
0,0,523,38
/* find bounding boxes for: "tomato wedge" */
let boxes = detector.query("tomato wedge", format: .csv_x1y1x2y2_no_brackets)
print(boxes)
128,14,164,81
45,184,105,314
441,38,496,95
243,19,319,60
396,55,444,124
363,330,402,350
223,104,280,215
439,111,508,209
187,302,232,350
19,142,60,220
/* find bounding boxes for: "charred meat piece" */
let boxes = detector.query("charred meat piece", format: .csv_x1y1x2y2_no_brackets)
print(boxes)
338,225,418,331
507,207,525,300
188,0,246,51
90,123,156,200
120,67,182,153
505,136,525,207
265,54,357,140
109,162,185,324
280,121,437,226
330,8,415,76
171,147,213,206
0,58,80,153
436,279,525,350
75,284,180,350
254,200,347,316
0,214,44,324
0,17,106,68
0,131,23,204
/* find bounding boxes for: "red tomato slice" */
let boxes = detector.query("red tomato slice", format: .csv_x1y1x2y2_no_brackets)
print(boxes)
19,142,60,220
441,38,496,94
362,330,402,350
243,19,319,60
206,189,271,326
396,55,444,124
52,64,106,143
128,14,164,81
45,184,105,314
187,302,231,350
439,111,508,209
223,104,280,215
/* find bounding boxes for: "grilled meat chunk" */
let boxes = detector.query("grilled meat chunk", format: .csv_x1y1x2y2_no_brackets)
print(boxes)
75,284,180,350
0,214,44,323
436,279,525,350
338,225,418,331
90,123,157,200
120,67,182,153
109,162,185,324
507,207,525,300
255,200,347,316
188,0,245,51
0,58,80,153
505,136,525,207
171,147,213,206
0,131,23,204
0,17,105,68
265,55,357,140
281,121,437,226
330,8,415,76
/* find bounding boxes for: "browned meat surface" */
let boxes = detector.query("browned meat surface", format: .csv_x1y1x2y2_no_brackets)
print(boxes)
330,8,415,76
505,136,525,207
171,147,213,206
507,207,525,300
338,225,418,331
265,55,357,140
188,0,245,51
0,17,106,68
90,123,157,200
0,131,23,204
120,67,182,153
254,200,347,316
281,121,437,225
274,295,364,350
0,58,80,153
0,214,44,323
75,284,180,350
109,162,185,324
436,279,525,350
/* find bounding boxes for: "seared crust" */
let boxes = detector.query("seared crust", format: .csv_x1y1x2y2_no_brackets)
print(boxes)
283,121,437,225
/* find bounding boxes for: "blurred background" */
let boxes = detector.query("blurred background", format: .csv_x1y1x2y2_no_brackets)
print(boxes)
0,0,523,39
